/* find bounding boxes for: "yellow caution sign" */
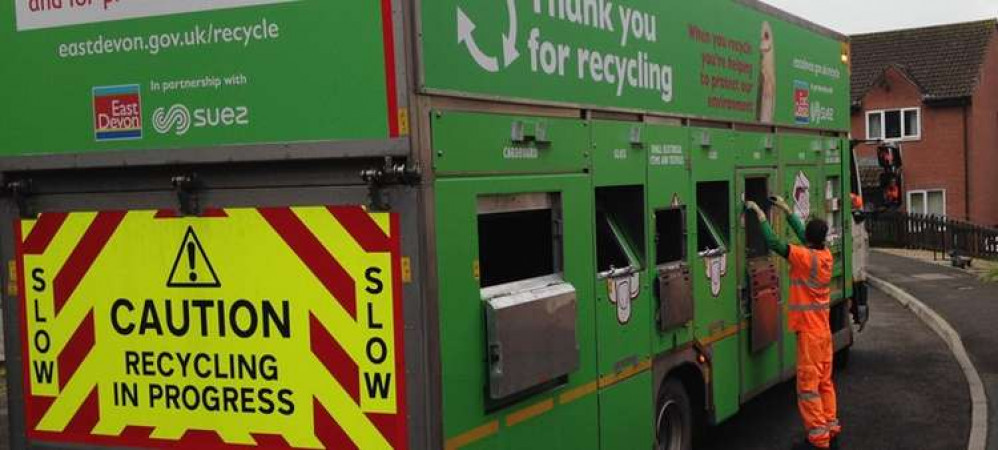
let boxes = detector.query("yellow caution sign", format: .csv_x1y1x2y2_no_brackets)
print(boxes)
15,206,407,449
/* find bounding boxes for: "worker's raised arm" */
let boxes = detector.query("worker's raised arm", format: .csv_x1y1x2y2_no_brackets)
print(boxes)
771,196,806,243
746,201,790,258
786,213,807,243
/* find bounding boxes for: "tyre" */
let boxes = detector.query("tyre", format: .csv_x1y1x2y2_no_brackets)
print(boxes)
656,378,693,450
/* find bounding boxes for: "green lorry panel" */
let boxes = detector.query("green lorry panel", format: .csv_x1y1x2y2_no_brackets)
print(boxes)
598,372,655,450
435,173,599,448
645,125,694,354
590,121,657,448
779,134,827,166
0,1,396,157
432,112,590,176
592,121,648,187
591,121,653,376
690,128,739,180
421,0,849,130
430,115,851,448
710,336,741,422
734,131,779,167
688,128,741,423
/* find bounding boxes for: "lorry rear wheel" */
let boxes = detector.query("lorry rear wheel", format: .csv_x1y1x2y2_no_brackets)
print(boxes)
656,378,693,450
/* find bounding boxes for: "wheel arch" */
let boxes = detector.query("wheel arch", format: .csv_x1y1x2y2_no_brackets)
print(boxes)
653,347,710,430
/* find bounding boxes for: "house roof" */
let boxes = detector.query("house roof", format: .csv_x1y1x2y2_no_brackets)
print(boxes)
851,19,998,104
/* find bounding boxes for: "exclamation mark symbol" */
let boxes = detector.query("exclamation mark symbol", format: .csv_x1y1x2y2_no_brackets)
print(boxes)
187,241,198,282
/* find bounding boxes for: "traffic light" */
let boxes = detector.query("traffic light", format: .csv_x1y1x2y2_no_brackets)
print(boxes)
877,143,904,210
879,172,903,208
877,143,903,173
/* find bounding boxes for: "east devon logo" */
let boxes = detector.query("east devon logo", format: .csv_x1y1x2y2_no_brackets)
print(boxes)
93,85,142,141
793,80,811,125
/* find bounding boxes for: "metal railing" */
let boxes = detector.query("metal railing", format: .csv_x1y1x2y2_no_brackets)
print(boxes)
868,212,998,261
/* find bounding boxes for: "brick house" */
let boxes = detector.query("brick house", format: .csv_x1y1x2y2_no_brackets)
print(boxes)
850,19,998,226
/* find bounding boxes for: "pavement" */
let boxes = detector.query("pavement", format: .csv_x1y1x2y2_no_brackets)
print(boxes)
870,250,998,450
702,289,970,450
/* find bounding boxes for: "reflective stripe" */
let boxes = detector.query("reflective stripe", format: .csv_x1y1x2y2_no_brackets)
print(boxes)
789,303,831,312
809,426,829,437
798,391,821,401
828,419,841,428
790,279,830,290
790,249,830,291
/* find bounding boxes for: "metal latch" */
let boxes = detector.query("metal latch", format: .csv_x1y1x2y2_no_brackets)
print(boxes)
5,179,36,219
171,174,202,217
360,157,421,211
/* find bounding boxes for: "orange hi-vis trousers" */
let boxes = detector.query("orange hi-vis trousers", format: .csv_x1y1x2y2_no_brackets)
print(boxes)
797,331,840,448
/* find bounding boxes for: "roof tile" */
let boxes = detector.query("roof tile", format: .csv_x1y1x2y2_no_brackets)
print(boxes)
851,20,997,103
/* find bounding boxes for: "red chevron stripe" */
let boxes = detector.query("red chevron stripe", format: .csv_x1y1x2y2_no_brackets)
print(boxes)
22,212,68,255
250,433,294,448
24,396,54,432
367,412,400,447
328,207,391,253
64,387,99,434
260,207,357,319
310,314,359,404
53,211,125,316
118,426,154,440
314,397,359,450
58,311,95,389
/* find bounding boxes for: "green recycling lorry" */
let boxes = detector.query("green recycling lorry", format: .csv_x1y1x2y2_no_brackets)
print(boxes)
0,0,855,448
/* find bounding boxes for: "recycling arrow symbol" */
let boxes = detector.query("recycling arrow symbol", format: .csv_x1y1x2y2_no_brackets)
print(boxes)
457,0,519,73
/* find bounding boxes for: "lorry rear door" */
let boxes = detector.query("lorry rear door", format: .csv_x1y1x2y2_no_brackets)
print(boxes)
646,124,694,356
591,120,654,450
821,138,854,349
735,166,784,400
778,134,827,369
432,111,600,450
688,128,740,423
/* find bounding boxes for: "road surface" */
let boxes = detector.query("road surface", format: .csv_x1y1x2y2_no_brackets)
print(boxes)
702,289,969,450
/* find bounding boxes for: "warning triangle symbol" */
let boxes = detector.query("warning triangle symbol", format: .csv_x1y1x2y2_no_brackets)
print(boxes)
167,226,221,288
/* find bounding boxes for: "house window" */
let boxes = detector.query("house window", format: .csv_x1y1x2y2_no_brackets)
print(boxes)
867,108,920,141
907,189,946,217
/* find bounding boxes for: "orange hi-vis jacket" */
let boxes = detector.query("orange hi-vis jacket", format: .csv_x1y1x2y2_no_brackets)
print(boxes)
787,245,834,333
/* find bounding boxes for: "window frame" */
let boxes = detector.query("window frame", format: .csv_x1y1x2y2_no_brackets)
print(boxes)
866,107,921,142
476,192,564,290
906,189,946,217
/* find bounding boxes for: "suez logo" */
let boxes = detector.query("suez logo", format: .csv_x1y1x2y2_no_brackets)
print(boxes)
152,103,250,136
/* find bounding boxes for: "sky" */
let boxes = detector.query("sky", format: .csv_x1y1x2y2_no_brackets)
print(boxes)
760,0,998,35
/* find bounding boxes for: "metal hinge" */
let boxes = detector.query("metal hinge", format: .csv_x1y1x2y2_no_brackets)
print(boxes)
171,174,202,217
5,179,36,219
360,157,421,211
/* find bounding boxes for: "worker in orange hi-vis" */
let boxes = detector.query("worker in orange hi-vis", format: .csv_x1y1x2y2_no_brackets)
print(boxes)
746,196,839,450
